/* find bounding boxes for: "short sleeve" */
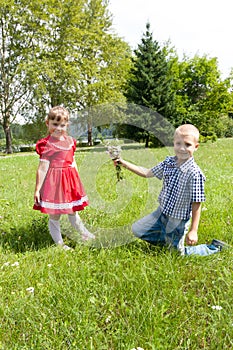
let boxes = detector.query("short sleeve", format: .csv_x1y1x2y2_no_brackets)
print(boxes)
151,161,165,179
191,172,206,202
35,138,50,161
72,138,77,153
35,139,46,156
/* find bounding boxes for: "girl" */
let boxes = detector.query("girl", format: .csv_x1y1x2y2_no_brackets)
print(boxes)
33,106,95,250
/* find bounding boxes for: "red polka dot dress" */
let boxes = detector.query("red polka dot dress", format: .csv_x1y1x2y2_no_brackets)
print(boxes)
33,135,88,215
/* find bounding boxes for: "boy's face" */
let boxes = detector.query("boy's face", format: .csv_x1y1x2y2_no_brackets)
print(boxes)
46,118,68,138
174,134,199,164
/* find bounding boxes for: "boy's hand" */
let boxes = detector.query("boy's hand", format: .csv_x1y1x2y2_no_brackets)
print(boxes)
113,158,123,166
186,230,198,245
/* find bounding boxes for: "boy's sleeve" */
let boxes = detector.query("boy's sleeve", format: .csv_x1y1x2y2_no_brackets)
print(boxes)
151,161,165,179
191,172,206,202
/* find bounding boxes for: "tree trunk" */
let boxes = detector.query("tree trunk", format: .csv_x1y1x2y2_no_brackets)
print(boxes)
145,132,149,148
87,122,92,146
3,123,13,154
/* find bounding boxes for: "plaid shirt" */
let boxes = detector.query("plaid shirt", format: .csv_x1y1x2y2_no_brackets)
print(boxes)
151,156,206,220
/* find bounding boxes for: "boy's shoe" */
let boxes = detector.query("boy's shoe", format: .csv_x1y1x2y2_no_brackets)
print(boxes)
211,239,230,251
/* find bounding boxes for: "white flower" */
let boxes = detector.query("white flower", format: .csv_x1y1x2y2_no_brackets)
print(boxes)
105,316,111,323
26,287,34,294
106,145,122,160
1,262,10,268
211,305,222,310
11,261,19,267
105,144,123,181
47,264,52,267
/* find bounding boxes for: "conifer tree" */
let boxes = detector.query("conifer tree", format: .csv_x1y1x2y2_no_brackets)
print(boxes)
126,22,175,118
121,23,176,146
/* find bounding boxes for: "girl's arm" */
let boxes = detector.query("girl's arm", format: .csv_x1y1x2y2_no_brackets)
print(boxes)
34,160,49,204
117,158,154,178
185,202,202,245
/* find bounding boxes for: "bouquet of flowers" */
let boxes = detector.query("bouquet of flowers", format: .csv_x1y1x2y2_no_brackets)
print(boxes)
105,141,123,182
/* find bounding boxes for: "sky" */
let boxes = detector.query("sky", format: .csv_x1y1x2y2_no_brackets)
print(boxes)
109,0,232,78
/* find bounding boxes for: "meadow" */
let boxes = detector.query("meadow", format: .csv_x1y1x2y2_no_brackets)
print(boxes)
0,138,233,349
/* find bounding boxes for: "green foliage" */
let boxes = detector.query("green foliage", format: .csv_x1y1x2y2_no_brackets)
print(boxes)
0,140,233,349
23,0,132,110
0,0,132,150
125,23,175,117
118,23,177,146
173,55,233,138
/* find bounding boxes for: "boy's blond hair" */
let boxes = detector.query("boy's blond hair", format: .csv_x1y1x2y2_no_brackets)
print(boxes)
47,106,69,122
174,124,200,142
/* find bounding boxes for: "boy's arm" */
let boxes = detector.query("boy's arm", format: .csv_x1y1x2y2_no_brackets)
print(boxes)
34,160,49,204
117,158,154,178
186,202,202,245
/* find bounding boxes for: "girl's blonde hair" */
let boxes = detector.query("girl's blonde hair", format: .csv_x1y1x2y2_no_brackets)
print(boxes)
174,124,200,142
47,106,69,122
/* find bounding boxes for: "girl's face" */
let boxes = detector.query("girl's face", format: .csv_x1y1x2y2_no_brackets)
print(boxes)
46,118,68,138
174,134,199,164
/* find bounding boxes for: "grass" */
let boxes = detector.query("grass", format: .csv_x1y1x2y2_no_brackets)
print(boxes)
0,139,233,349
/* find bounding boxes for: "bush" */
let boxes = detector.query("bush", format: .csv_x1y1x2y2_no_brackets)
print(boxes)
19,145,35,152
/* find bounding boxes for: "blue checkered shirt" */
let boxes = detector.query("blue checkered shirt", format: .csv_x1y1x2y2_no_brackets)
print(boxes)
151,156,206,220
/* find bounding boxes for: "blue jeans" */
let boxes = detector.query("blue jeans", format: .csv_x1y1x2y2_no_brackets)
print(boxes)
132,207,220,256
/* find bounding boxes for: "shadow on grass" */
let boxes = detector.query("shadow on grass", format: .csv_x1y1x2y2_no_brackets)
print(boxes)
0,216,53,253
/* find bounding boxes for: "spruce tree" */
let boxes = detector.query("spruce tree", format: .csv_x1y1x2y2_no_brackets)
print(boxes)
126,22,175,118
121,23,176,146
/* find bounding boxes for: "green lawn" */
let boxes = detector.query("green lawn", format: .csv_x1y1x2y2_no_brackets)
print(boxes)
0,139,232,349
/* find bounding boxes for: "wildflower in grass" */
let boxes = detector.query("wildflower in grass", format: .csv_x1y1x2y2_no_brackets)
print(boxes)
47,264,52,267
11,261,19,267
131,347,144,350
105,140,123,181
211,305,222,310
1,262,10,268
26,287,35,294
105,315,111,324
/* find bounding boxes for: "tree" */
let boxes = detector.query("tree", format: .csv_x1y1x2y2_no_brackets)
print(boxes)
0,0,36,153
0,0,131,151
122,22,176,147
175,55,233,139
72,0,131,145
26,0,131,145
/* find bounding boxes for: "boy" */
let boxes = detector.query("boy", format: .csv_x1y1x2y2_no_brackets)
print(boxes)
117,124,226,256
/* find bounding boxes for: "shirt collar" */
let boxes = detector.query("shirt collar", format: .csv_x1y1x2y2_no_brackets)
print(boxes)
179,157,195,173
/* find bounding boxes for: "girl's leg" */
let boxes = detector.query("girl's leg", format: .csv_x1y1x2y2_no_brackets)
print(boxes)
49,214,71,250
68,213,95,241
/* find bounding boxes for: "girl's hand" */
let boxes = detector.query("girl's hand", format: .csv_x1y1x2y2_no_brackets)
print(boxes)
34,190,40,204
